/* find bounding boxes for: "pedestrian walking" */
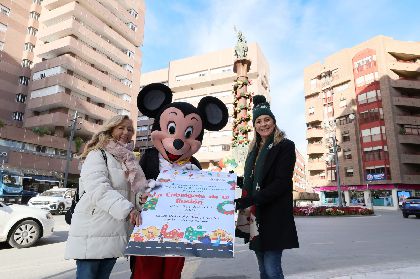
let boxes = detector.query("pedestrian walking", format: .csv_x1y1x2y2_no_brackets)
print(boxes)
235,95,299,279
65,115,148,279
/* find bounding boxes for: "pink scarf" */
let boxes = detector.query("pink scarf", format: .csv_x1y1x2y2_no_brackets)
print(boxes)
104,140,147,194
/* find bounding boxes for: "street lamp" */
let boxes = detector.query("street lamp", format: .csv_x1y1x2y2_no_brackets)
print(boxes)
323,113,355,207
63,111,82,189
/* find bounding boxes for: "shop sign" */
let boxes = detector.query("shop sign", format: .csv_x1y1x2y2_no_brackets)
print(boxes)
0,146,9,163
366,173,385,181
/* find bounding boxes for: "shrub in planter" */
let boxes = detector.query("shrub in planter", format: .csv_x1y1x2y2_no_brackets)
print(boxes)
294,206,374,216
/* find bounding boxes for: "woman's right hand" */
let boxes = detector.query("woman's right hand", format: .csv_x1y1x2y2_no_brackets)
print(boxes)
129,208,142,226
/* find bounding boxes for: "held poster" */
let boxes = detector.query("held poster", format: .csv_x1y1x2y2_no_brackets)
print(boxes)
125,169,237,258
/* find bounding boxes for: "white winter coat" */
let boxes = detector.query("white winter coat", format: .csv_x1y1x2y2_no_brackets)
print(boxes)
65,149,135,259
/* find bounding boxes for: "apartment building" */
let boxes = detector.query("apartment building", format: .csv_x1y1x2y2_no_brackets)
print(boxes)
304,36,420,209
293,148,306,192
0,0,145,189
137,43,270,168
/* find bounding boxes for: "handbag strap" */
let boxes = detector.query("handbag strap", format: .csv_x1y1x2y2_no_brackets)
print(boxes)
76,149,108,202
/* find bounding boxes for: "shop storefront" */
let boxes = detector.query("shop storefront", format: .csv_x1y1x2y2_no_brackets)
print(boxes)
23,175,61,193
315,184,420,209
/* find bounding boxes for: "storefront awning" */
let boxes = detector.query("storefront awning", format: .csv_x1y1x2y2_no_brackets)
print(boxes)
293,192,319,201
26,175,60,183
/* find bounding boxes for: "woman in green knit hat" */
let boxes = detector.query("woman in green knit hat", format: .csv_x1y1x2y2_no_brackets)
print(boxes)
235,95,299,279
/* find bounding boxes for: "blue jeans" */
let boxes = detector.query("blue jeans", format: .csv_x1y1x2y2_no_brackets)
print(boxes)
76,258,117,279
255,250,284,279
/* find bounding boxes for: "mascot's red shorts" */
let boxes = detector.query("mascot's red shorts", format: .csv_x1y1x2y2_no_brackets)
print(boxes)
132,256,185,279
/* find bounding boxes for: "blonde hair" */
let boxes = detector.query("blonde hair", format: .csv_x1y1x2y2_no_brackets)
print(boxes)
79,115,132,158
248,126,285,152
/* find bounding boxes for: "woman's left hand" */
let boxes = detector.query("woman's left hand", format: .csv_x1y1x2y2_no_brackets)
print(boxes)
129,208,142,226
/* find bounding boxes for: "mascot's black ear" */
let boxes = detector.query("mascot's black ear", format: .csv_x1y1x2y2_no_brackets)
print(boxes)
137,83,173,118
197,96,229,131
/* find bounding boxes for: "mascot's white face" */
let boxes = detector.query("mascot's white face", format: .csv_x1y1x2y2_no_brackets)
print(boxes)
137,83,229,163
151,107,203,163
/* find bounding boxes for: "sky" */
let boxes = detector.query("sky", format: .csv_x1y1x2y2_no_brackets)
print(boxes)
140,0,419,155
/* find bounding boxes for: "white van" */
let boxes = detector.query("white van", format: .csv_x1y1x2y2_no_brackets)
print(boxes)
28,188,76,214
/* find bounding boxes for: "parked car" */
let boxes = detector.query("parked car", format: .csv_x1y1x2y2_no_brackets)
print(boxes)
0,202,54,248
401,197,420,218
27,188,76,215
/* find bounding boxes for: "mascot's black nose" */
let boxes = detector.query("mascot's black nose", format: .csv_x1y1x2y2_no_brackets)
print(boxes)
173,139,184,150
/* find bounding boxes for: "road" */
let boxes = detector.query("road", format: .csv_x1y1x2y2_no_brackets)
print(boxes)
0,210,419,278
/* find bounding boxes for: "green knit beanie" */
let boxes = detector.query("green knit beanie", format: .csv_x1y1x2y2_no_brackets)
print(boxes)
252,95,276,124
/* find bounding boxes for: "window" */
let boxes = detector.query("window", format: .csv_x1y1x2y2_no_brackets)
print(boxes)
361,126,385,143
33,0,43,4
175,70,207,82
127,22,137,31
125,49,135,58
308,106,315,115
357,90,381,105
137,136,149,141
19,76,30,86
359,108,383,124
16,94,27,103
210,65,233,75
342,131,350,142
355,72,379,87
363,146,388,161
12,112,24,121
137,125,149,132
122,79,132,87
138,115,148,121
121,94,131,102
337,115,354,125
354,55,376,72
0,4,10,16
333,82,349,93
123,64,134,73
345,167,354,177
27,27,38,36
24,42,35,52
343,148,352,160
0,41,4,51
30,11,40,20
128,9,138,18
0,22,7,33
339,98,347,108
310,78,317,90
402,125,420,135
21,59,32,68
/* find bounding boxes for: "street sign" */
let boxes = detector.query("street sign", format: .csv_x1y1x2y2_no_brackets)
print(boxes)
366,173,385,181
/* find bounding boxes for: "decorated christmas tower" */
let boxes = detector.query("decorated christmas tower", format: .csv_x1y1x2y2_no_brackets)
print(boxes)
230,29,252,175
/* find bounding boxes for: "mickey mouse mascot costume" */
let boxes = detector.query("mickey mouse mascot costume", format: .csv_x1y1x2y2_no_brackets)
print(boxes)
131,83,229,279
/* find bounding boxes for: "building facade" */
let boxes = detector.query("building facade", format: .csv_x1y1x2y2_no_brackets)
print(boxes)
293,148,306,192
304,36,420,209
137,43,270,168
0,0,145,190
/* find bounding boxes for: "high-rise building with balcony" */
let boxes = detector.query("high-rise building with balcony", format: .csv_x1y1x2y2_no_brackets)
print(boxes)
304,36,420,209
137,43,270,168
26,0,144,138
0,0,145,190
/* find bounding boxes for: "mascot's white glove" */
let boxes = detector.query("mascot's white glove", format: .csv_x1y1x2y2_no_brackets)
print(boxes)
146,179,162,191
181,163,200,171
135,179,162,209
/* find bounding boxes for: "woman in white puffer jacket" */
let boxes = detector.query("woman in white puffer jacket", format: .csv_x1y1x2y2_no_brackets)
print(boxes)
65,115,148,279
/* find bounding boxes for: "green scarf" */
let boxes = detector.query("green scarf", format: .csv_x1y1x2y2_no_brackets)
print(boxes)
241,133,274,251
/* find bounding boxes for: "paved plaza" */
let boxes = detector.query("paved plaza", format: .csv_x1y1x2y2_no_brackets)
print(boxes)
1,209,419,279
